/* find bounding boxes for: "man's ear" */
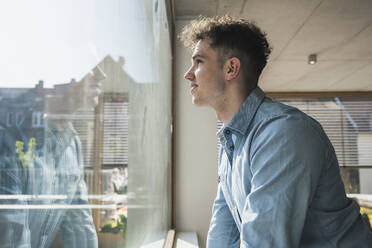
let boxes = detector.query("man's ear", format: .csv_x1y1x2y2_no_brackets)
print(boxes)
225,57,241,81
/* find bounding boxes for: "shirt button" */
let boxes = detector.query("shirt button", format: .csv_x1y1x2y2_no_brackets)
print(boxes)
225,129,231,135
229,145,234,151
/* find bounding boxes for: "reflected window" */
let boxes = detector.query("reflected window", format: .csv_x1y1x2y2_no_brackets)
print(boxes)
15,112,25,128
103,96,129,166
6,112,13,127
32,112,44,127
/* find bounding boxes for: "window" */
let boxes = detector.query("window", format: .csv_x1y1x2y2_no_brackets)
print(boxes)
0,1,172,247
15,112,25,127
6,112,13,127
32,112,43,127
102,95,129,166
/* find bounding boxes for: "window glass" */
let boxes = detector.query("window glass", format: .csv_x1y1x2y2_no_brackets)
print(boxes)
0,1,172,247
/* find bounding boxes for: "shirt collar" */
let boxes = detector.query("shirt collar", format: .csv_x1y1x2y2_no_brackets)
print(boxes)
46,120,77,138
217,87,265,137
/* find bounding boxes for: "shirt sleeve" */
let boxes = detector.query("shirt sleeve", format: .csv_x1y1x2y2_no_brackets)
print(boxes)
59,135,98,248
240,113,325,248
0,154,31,247
60,197,98,248
207,182,240,248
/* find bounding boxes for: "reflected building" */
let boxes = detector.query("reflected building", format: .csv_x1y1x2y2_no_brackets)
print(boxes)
0,81,52,150
0,55,131,192
0,55,133,247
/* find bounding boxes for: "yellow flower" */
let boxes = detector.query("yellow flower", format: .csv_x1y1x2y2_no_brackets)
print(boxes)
15,138,37,168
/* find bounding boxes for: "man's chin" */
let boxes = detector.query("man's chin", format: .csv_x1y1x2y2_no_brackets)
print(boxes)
192,98,205,106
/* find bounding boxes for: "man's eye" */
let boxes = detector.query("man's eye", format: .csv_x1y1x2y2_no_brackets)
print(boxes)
196,59,202,64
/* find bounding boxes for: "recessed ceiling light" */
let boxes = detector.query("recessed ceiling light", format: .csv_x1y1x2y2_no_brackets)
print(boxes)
308,54,317,65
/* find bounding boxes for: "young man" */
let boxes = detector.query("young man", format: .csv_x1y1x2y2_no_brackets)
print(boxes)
180,15,372,247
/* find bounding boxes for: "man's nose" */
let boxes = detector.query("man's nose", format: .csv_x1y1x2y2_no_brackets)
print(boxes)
184,67,195,81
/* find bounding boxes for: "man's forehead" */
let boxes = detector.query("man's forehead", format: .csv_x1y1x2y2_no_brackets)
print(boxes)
192,40,213,58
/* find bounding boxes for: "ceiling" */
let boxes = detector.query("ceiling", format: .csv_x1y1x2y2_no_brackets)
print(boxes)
175,0,372,92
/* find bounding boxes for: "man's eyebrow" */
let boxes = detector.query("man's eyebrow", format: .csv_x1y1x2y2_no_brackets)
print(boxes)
192,54,205,60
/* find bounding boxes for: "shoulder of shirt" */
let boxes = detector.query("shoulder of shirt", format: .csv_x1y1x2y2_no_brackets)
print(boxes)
253,97,306,123
250,97,328,141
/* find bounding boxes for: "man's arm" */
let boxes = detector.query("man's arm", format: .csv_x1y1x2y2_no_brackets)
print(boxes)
59,136,98,248
0,156,31,248
59,178,98,248
240,113,324,248
207,182,240,248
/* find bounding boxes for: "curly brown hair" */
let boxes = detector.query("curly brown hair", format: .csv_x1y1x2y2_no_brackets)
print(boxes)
179,15,272,84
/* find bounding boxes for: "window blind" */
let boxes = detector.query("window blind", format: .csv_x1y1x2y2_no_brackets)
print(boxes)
102,97,129,166
72,109,95,168
276,98,372,168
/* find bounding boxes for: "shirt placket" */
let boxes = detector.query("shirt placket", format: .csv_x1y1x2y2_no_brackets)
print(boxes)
221,128,242,230
223,129,235,166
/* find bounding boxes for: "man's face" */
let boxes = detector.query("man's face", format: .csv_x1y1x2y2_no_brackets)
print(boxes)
184,39,226,107
72,66,105,109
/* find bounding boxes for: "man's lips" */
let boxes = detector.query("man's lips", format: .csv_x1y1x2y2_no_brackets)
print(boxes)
190,82,199,94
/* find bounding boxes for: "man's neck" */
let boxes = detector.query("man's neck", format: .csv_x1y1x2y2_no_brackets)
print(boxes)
214,89,250,125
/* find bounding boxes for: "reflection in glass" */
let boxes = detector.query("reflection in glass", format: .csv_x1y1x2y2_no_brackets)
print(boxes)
0,0,171,248
0,67,104,247
0,1,172,247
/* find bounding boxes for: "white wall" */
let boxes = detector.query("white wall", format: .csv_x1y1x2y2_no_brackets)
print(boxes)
174,20,220,248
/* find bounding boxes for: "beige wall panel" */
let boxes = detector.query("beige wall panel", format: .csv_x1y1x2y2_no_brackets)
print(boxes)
175,20,220,248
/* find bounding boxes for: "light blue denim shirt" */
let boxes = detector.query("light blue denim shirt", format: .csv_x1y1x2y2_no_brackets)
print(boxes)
0,121,98,248
207,87,372,247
